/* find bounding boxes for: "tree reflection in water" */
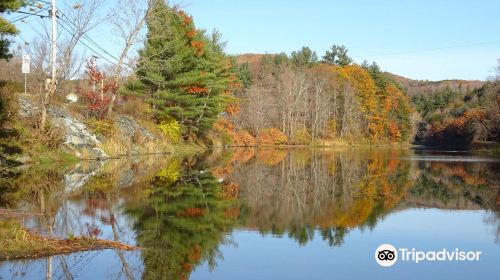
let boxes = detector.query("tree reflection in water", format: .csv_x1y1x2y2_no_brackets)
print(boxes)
128,158,241,280
0,149,498,279
127,148,499,279
208,148,499,247
210,148,413,246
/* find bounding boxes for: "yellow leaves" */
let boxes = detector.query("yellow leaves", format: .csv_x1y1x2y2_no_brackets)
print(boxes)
311,63,412,142
343,65,377,103
367,115,385,142
157,119,181,143
156,159,181,184
333,198,374,228
329,64,349,80
256,149,288,166
383,97,392,112
327,118,337,137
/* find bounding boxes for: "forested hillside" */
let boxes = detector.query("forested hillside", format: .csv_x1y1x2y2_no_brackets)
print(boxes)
411,80,499,147
218,48,415,146
387,74,485,97
229,54,499,148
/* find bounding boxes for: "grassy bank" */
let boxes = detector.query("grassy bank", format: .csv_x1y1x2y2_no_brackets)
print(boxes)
0,218,137,261
471,142,500,156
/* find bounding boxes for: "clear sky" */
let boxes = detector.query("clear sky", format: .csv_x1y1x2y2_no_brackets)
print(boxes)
7,0,500,81
182,0,500,81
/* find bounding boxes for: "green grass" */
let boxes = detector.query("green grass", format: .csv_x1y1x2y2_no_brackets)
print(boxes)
173,141,206,157
32,151,79,166
0,219,53,260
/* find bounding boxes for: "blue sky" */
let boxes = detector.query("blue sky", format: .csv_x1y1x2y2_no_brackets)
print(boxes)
183,0,499,80
7,0,500,81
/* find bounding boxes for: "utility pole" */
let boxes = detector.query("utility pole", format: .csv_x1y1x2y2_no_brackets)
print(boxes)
50,0,57,95
41,0,57,129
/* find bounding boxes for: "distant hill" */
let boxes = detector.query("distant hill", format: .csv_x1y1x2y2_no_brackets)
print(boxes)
234,53,266,76
234,53,486,96
385,73,485,97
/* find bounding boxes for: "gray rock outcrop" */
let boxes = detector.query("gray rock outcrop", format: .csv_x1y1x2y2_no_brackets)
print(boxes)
18,96,109,159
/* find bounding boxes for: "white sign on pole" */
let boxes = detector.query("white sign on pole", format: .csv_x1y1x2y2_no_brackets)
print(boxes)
22,54,31,74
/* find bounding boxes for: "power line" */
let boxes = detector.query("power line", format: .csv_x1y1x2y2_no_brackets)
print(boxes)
57,11,124,64
56,20,163,85
9,7,50,23
356,40,500,57
9,2,124,69
35,0,52,5
56,20,122,68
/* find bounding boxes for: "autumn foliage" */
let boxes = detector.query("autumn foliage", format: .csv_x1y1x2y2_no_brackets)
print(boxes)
213,117,256,146
256,128,288,145
232,51,414,145
338,65,412,142
426,107,489,146
78,58,118,120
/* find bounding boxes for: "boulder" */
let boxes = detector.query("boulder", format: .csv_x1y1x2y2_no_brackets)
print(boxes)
114,115,157,141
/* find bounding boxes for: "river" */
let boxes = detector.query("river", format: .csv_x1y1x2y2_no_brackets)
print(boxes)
0,148,499,279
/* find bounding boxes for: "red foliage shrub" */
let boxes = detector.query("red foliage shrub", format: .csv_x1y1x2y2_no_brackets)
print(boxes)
78,58,118,119
213,118,234,132
224,103,240,115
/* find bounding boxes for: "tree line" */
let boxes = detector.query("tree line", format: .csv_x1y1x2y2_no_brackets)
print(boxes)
221,47,415,145
411,78,500,148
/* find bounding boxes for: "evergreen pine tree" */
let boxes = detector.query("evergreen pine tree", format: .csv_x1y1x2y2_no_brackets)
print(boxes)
137,2,237,137
0,0,25,60
322,44,353,67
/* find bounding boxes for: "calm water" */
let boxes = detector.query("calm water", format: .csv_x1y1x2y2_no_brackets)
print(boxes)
0,148,499,280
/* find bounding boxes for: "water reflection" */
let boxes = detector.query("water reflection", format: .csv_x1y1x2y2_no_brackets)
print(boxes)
127,158,240,280
210,149,499,246
223,149,413,245
0,148,499,279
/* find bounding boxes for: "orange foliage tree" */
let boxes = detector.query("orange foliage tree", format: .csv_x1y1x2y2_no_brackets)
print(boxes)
256,128,288,145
